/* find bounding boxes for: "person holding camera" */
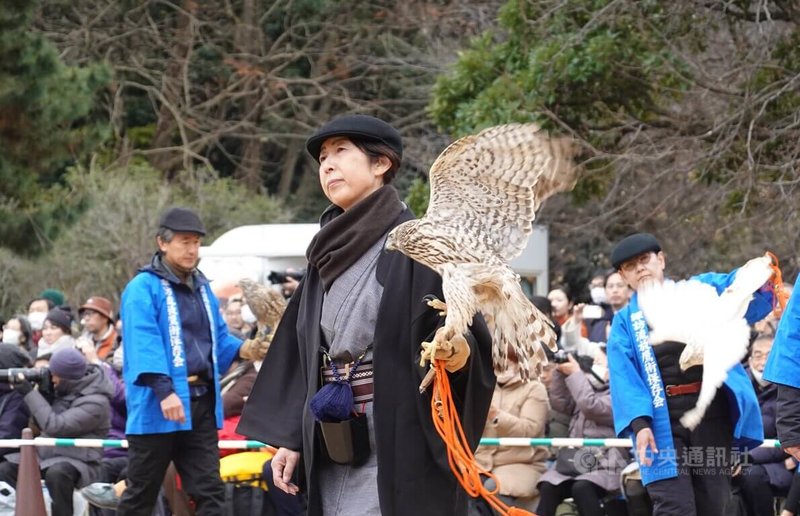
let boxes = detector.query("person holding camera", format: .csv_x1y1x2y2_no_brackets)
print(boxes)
536,348,628,516
117,206,269,515
0,344,33,457
0,346,113,516
237,114,494,516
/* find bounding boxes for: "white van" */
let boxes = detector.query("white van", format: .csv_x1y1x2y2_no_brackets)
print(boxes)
199,223,549,297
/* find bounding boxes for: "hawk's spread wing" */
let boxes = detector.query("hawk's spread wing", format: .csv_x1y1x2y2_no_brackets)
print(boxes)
426,123,576,263
387,123,577,380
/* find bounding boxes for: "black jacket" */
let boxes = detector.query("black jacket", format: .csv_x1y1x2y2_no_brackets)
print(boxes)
238,209,495,516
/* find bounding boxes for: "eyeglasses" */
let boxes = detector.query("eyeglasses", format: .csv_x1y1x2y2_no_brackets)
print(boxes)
620,252,656,273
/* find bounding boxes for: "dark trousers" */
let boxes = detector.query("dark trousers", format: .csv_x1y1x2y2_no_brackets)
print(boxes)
536,479,606,516
263,458,305,516
117,392,224,516
738,464,781,516
646,414,733,516
0,459,81,516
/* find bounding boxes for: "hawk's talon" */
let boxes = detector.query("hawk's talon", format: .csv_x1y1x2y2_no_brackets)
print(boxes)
426,298,448,317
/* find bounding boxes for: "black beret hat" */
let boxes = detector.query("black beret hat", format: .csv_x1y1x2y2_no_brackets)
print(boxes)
305,114,403,163
158,207,206,236
611,233,662,270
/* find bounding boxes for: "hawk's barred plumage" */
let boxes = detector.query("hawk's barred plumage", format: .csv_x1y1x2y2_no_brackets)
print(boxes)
238,278,287,342
386,123,577,380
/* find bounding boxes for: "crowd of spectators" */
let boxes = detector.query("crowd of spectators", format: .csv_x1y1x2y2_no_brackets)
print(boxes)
1,264,796,516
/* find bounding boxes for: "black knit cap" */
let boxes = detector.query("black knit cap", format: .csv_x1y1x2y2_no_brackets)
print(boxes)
611,233,662,270
45,308,73,334
158,207,206,236
305,114,403,163
0,344,31,369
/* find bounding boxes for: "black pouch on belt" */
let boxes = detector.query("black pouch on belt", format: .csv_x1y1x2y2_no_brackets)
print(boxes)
318,413,370,467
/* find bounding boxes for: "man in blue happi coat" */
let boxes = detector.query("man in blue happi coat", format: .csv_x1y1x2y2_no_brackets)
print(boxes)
764,274,800,463
116,207,269,515
606,233,772,515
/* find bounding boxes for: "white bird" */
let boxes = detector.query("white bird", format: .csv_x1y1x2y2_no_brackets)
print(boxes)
638,255,773,430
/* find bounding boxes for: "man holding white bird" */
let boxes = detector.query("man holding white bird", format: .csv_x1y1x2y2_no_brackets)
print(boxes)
606,232,776,515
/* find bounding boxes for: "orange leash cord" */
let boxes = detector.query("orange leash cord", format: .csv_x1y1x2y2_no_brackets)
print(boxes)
429,360,535,516
766,251,790,319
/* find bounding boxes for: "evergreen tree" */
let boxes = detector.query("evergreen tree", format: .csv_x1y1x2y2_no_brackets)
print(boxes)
0,0,110,255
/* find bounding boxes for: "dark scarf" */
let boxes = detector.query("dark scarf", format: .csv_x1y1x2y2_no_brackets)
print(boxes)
306,185,404,291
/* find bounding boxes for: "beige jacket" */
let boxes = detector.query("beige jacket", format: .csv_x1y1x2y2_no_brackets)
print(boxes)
475,375,550,497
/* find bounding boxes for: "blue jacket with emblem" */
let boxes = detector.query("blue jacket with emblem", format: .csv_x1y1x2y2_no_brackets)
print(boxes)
608,270,772,485
121,254,242,434
764,273,800,448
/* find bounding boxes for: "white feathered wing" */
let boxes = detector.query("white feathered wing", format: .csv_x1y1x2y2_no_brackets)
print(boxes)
638,255,773,430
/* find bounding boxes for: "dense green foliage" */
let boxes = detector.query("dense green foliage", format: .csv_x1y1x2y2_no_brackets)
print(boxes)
0,0,110,255
1,0,798,312
430,0,800,295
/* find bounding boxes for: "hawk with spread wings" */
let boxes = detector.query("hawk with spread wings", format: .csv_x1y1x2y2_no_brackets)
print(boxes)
237,278,287,342
385,123,577,380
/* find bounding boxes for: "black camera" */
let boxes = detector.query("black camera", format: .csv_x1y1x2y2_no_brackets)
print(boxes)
549,350,594,371
268,270,304,285
0,367,53,394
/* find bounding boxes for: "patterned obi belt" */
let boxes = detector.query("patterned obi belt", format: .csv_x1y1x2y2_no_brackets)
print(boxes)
321,360,374,404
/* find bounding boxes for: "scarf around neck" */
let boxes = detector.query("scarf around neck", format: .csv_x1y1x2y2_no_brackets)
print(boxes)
306,185,404,291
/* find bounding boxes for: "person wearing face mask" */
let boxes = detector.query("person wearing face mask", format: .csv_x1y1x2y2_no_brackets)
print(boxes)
536,348,629,516
27,296,54,348
607,233,774,516
1,315,33,357
733,333,794,516
472,347,550,515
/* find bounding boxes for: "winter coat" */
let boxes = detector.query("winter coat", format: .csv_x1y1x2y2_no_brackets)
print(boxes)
99,363,127,459
538,369,628,493
6,364,113,487
0,386,29,456
475,376,549,498
746,367,793,491
238,208,496,516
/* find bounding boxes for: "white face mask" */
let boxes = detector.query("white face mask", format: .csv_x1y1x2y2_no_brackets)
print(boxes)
27,312,46,331
590,286,607,305
1,329,21,346
112,345,124,372
751,367,769,388
241,304,257,325
588,365,608,390
496,362,519,385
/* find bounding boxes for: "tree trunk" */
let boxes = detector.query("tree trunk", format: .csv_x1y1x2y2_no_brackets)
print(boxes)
233,0,264,190
149,0,196,177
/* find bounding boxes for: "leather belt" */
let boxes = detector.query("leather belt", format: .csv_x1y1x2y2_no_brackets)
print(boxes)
321,361,374,404
664,381,702,397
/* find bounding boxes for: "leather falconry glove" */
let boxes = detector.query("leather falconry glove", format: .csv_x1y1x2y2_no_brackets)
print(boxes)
239,338,269,361
420,328,471,373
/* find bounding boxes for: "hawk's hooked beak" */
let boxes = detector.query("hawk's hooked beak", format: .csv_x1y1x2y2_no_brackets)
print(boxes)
385,234,397,251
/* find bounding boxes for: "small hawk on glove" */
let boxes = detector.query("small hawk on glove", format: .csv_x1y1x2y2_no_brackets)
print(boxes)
385,123,577,380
